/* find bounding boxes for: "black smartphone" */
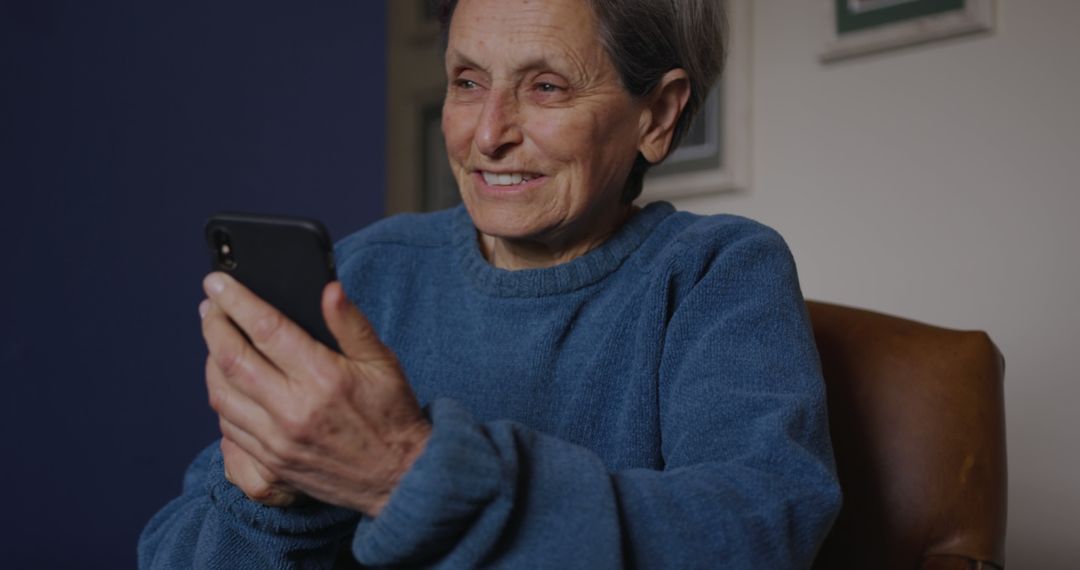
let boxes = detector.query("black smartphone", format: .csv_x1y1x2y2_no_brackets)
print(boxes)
204,213,339,352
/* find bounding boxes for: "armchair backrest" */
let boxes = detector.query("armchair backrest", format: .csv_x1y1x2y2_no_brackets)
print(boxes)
807,301,1008,569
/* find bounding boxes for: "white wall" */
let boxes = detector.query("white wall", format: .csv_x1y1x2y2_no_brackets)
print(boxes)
674,0,1080,565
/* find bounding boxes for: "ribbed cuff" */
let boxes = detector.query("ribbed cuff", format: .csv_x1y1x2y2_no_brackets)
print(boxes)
352,399,504,566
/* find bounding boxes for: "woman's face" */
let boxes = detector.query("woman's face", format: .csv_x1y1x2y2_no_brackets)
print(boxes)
442,0,647,261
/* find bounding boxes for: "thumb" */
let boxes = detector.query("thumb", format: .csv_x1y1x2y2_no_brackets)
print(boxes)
322,281,395,365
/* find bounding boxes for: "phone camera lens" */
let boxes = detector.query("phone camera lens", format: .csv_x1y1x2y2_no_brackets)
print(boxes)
212,228,238,270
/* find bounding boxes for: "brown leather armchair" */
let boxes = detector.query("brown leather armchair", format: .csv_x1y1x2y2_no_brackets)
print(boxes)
807,301,1008,570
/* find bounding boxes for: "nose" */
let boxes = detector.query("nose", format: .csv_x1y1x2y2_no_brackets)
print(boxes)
475,88,522,158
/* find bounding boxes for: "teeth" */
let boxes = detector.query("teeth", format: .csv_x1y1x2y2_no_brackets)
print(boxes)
482,172,535,186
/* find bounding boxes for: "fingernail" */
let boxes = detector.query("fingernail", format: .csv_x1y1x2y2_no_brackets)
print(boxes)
199,299,210,319
205,273,226,296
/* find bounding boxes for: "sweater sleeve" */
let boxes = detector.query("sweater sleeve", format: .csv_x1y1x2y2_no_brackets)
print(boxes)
351,227,842,568
137,442,360,570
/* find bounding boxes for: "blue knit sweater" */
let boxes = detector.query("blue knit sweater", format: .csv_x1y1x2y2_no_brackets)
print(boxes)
139,202,841,569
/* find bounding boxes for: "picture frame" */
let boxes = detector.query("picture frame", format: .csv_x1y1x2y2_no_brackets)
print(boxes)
821,0,996,63
385,1,450,214
403,0,442,45
641,0,751,201
419,101,460,211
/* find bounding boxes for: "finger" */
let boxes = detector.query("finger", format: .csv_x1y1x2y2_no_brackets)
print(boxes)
220,437,239,484
205,355,277,440
218,416,279,473
322,282,397,365
220,418,302,503
220,436,299,507
204,272,321,381
202,299,287,408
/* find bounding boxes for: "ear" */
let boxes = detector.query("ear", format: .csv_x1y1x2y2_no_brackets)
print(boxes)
637,68,692,164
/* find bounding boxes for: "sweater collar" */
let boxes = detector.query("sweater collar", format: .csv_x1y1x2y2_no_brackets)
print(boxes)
453,201,675,297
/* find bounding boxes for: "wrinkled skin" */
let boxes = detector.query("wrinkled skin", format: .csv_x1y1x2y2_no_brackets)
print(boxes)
442,0,689,269
201,272,430,515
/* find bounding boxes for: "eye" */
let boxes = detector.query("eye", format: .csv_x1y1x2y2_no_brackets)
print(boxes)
529,73,569,99
534,81,568,94
454,79,479,90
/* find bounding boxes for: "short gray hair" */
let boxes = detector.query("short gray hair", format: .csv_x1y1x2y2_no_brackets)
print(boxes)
437,0,728,201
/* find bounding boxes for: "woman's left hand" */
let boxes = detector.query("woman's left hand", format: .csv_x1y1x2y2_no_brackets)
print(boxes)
200,272,431,516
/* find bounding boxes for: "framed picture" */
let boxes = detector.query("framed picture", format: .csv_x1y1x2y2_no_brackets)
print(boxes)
404,0,442,44
386,0,450,214
641,0,751,201
821,0,996,62
419,102,460,211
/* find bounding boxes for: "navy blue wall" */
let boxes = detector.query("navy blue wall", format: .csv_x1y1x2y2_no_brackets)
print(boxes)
0,1,386,566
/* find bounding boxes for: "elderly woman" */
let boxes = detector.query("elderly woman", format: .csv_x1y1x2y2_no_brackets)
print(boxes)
140,0,840,567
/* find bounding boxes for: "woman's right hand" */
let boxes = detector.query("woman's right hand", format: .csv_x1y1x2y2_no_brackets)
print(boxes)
199,274,430,516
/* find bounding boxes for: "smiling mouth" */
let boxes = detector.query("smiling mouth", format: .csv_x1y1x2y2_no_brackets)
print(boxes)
480,171,541,187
